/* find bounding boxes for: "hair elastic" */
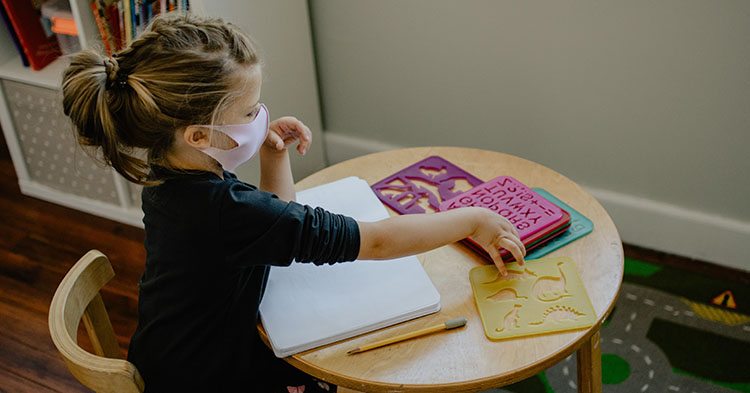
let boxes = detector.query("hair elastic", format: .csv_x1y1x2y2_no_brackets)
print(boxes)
104,57,129,90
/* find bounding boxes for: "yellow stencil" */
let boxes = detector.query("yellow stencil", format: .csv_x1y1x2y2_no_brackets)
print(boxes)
470,256,597,340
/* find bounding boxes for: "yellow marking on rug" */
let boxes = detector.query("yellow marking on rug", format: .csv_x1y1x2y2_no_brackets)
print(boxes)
681,298,750,326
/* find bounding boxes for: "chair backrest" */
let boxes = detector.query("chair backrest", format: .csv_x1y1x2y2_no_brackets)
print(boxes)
49,250,145,393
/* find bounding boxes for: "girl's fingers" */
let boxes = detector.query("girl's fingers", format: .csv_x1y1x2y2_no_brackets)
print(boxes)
498,237,525,266
270,117,313,154
512,235,526,258
499,218,520,240
265,130,285,151
500,228,525,258
294,123,312,155
509,223,520,239
487,247,508,276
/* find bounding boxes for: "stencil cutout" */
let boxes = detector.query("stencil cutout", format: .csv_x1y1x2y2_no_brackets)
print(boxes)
532,261,571,302
371,156,484,215
487,288,528,302
470,257,596,340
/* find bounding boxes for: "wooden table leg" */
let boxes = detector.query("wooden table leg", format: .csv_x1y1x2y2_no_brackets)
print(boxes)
576,329,602,393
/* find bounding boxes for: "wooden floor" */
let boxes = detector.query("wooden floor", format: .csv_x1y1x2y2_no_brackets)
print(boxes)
0,136,144,392
1,136,747,392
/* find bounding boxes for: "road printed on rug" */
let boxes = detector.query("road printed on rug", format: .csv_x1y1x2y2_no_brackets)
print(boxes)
542,282,746,393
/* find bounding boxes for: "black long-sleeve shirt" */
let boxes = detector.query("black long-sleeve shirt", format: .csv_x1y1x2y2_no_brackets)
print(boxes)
127,168,360,392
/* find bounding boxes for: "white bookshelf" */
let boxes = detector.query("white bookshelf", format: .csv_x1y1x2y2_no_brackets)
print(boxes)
0,0,325,228
0,55,67,89
0,0,143,228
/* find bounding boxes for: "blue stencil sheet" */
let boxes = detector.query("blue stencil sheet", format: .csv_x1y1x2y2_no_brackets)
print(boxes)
525,188,594,259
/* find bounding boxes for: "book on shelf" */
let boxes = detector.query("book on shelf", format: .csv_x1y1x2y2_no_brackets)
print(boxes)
92,0,189,53
108,2,121,50
122,0,130,45
0,0,61,70
90,1,115,55
40,0,82,55
0,1,29,66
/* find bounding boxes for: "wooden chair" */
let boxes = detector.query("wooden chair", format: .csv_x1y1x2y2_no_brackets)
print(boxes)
49,249,145,393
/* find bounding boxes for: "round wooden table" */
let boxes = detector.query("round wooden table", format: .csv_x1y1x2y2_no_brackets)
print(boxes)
260,147,624,393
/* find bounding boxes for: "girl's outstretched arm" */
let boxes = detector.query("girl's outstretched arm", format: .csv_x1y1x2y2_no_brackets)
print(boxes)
357,206,526,275
259,116,312,201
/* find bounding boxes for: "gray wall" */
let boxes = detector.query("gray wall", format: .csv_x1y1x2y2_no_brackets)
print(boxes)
310,1,750,270
194,0,327,185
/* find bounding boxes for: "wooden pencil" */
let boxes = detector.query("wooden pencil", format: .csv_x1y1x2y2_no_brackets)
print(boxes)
347,317,467,355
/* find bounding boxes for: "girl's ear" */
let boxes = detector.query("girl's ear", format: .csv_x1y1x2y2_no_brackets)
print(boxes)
182,125,211,148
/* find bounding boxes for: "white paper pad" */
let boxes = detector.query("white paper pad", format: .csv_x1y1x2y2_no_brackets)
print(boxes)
259,176,441,357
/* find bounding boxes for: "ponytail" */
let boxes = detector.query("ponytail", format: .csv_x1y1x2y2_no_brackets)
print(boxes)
62,50,151,184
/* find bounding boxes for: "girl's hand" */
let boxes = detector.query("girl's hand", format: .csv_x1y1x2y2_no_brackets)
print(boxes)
265,116,312,155
468,208,526,275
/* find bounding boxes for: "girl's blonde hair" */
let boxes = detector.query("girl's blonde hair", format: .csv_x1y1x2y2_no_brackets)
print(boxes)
61,12,259,185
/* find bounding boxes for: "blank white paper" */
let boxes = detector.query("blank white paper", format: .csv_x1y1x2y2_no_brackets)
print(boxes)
258,176,441,357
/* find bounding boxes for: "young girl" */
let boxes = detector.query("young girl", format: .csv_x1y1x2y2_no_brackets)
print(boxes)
61,12,525,393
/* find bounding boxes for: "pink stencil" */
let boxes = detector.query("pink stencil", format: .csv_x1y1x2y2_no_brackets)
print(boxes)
438,176,564,240
371,156,484,215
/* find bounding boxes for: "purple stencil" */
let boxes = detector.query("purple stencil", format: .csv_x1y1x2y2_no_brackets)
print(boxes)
370,155,484,215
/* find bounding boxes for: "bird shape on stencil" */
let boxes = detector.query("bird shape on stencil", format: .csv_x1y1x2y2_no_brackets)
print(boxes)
418,166,448,179
529,305,586,326
406,178,442,211
408,174,478,211
378,179,441,213
531,261,571,302
377,178,408,197
496,304,523,332
417,166,475,200
436,176,476,201
482,268,537,285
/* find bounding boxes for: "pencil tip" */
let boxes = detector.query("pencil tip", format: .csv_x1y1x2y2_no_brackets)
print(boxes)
347,348,361,355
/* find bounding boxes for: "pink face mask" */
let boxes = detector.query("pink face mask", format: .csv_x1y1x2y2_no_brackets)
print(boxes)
197,104,269,171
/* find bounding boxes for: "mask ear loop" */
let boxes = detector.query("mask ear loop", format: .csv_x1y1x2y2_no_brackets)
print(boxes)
208,127,239,152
